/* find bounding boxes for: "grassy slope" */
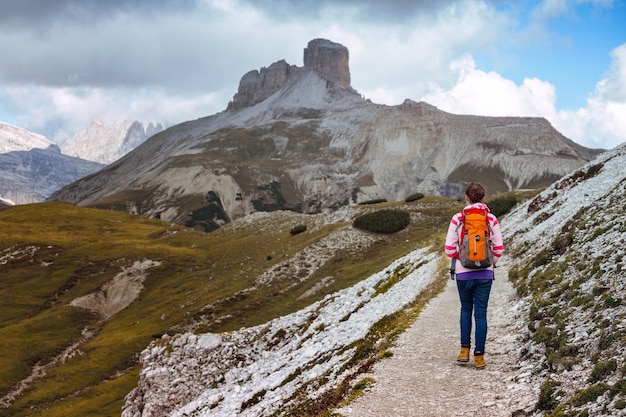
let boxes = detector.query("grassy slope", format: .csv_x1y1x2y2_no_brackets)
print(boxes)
0,194,522,416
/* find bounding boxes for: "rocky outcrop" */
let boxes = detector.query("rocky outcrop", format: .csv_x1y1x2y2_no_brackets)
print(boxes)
227,39,351,111
303,38,351,88
70,260,162,319
228,60,303,111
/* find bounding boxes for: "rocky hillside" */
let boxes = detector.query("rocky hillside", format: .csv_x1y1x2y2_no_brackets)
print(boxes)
123,248,441,417
120,144,626,417
61,118,164,164
49,39,602,231
502,143,626,416
116,143,626,417
0,194,460,416
3,143,625,416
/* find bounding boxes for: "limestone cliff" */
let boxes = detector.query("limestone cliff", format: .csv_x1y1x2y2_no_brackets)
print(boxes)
303,38,351,88
228,39,351,111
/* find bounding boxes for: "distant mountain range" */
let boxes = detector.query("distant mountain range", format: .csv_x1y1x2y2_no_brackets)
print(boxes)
49,38,603,231
0,145,104,205
0,119,163,204
0,122,103,204
62,118,164,164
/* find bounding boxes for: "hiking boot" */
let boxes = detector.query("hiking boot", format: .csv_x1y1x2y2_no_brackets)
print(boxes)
474,354,486,369
456,347,470,362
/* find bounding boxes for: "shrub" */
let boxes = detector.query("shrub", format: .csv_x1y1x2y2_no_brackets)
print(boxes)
404,193,424,203
603,295,622,308
290,224,307,235
359,198,387,205
487,195,517,217
533,326,561,350
610,378,626,397
353,377,375,391
571,383,610,407
353,209,410,234
590,359,617,383
545,405,569,417
536,377,560,411
240,389,267,411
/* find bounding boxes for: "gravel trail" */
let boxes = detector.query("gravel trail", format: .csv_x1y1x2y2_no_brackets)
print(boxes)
336,262,537,417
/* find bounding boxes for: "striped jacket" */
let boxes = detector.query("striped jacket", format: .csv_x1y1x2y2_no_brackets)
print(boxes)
445,203,504,276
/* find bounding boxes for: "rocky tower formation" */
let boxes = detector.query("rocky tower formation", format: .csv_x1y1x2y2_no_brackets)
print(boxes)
227,60,303,111
228,38,351,110
303,38,350,88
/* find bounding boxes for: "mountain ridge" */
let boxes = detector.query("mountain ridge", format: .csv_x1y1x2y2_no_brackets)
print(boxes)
48,40,603,231
0,121,54,153
0,119,164,204
0,146,104,204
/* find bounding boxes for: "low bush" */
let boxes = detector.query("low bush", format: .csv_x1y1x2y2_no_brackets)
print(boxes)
290,224,307,235
404,193,424,203
536,377,561,412
353,209,410,234
590,359,617,383
359,198,387,205
571,383,610,407
487,195,517,217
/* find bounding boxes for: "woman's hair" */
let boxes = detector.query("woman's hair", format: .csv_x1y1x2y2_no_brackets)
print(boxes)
465,182,485,204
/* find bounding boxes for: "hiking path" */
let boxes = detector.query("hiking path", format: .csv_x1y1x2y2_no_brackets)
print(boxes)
335,262,538,417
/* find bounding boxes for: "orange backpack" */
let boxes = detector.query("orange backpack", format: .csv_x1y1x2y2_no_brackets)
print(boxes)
458,207,493,269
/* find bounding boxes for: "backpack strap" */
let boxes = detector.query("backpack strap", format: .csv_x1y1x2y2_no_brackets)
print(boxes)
450,211,463,279
449,256,457,280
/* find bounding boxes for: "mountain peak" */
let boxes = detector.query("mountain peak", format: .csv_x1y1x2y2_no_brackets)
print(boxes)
227,39,351,111
0,121,53,153
61,118,164,164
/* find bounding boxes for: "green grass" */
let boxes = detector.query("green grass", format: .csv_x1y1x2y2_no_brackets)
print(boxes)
0,196,468,416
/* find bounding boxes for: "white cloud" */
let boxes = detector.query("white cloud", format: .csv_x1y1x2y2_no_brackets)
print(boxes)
332,1,509,105
1,0,624,151
422,55,557,117
532,0,571,20
593,43,626,102
552,43,626,149
6,86,230,144
532,0,618,21
420,43,626,150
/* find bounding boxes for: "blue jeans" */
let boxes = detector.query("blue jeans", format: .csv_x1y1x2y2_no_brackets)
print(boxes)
456,279,493,355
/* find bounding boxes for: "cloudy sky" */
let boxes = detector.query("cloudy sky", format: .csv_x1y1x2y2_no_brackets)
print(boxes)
1,0,625,150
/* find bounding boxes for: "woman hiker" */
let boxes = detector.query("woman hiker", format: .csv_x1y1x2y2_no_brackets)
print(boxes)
445,183,504,368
